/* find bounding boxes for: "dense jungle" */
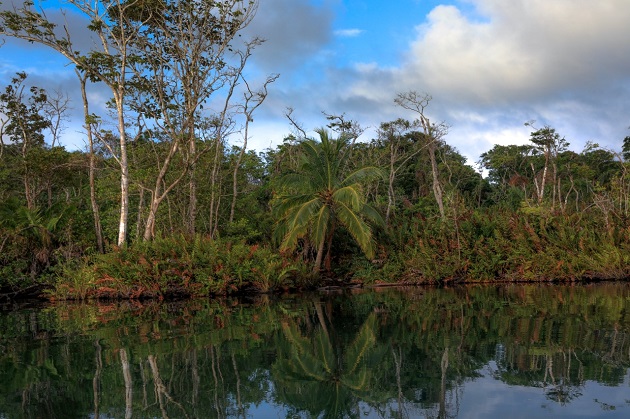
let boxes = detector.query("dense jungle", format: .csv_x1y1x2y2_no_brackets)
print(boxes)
1,1,630,300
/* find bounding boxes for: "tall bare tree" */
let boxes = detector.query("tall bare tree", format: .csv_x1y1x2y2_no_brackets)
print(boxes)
395,92,448,219
77,69,105,253
526,122,568,207
124,0,263,240
229,70,278,224
376,118,433,224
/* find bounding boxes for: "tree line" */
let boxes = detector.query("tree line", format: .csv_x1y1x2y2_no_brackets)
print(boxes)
1,0,629,298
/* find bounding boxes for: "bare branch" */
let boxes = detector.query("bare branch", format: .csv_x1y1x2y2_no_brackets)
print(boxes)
285,107,308,139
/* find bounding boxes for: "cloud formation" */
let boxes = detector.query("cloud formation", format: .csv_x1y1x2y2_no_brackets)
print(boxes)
2,0,629,162
337,0,630,159
402,0,630,104
244,0,335,72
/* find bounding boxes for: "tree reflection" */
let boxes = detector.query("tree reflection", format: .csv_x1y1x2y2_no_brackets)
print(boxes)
0,284,630,417
273,309,387,418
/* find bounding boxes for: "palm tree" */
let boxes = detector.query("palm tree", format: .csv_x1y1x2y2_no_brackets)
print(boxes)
273,129,383,273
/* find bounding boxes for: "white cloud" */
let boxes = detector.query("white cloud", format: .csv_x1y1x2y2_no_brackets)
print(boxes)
402,0,630,103
334,28,364,37
340,0,630,157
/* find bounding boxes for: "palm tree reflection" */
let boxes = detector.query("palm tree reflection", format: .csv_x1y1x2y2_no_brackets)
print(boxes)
272,310,386,418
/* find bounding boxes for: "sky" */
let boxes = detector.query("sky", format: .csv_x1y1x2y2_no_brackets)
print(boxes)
2,0,630,167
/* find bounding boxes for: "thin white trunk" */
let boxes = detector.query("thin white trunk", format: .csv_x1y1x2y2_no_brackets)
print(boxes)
142,141,187,241
208,138,223,237
229,73,276,223
386,143,396,225
539,163,548,204
117,94,129,247
135,188,145,241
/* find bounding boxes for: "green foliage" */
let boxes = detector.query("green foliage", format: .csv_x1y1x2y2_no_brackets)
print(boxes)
0,72,50,149
222,217,264,243
623,136,630,161
273,129,384,273
376,209,630,284
0,68,629,296
51,235,309,299
0,199,70,291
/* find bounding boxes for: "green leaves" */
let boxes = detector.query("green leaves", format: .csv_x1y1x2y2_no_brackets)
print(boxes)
0,72,51,148
273,129,384,272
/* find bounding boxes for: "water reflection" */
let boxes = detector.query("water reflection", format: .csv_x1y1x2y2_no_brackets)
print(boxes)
1,284,629,418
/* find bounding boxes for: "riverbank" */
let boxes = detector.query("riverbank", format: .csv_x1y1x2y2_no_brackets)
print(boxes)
2,208,630,302
3,233,629,301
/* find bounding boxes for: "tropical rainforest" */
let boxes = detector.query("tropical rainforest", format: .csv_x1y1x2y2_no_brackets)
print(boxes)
1,0,630,300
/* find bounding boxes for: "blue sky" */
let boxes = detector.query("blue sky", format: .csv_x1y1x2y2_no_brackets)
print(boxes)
2,0,630,165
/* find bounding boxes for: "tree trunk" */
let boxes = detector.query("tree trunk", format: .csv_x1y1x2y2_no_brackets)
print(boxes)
386,153,396,225
538,149,549,205
313,237,326,274
78,71,104,253
324,222,336,273
115,95,129,247
89,135,104,253
188,137,197,235
208,138,223,238
429,142,445,219
439,346,449,418
93,340,102,418
143,200,159,242
135,188,145,242
141,139,189,241
23,168,34,210
393,92,446,219
229,73,276,223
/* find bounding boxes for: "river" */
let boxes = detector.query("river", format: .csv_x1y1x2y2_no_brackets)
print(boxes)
1,283,629,418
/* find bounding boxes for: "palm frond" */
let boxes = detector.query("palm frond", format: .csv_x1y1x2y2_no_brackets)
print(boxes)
286,198,323,230
314,328,335,375
279,222,309,251
343,313,377,375
333,185,362,211
278,198,322,251
273,193,319,218
361,203,384,227
342,166,384,186
341,369,370,392
271,127,381,268
279,322,329,381
276,172,316,192
335,201,375,259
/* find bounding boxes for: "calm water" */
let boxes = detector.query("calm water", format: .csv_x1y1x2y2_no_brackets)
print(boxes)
1,283,629,418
